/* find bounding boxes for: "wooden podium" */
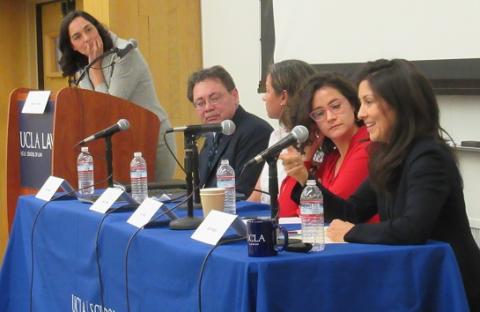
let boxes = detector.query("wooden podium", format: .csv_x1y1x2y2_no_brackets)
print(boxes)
6,87,160,230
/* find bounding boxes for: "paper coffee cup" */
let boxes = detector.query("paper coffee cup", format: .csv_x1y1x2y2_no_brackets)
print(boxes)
200,187,225,217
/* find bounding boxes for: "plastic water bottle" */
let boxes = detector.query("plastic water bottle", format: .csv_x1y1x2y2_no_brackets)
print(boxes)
216,159,236,214
130,152,148,203
77,146,94,197
300,179,325,251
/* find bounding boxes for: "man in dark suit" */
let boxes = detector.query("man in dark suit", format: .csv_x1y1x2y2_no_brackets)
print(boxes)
187,65,273,196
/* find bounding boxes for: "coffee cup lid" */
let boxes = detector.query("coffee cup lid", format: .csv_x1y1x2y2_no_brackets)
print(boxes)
200,187,225,194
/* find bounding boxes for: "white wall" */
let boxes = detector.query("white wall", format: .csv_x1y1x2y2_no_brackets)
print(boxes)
200,0,270,125
439,96,480,228
201,1,480,226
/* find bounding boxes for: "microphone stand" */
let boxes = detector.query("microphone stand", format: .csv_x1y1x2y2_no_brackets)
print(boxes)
267,157,279,220
192,139,201,205
169,133,202,230
105,136,114,187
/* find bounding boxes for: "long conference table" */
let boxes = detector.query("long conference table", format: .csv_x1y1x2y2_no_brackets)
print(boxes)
0,195,469,311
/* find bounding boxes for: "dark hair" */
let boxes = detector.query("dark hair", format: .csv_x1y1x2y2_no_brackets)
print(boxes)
356,59,452,195
291,72,362,154
58,10,114,77
187,65,236,103
268,60,316,129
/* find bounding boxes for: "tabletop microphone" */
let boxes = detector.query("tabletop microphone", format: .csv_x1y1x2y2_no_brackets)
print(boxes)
244,125,309,167
78,119,130,145
166,120,236,136
116,39,138,58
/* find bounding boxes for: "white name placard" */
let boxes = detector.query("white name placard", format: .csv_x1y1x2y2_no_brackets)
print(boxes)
90,188,124,214
22,90,51,114
127,198,164,228
191,210,243,246
35,176,65,201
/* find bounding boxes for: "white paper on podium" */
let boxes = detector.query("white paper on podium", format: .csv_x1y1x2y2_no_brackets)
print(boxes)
22,90,51,114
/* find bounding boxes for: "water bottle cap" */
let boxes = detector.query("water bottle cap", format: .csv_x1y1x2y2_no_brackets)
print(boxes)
81,146,89,152
220,159,229,165
134,152,142,157
306,179,316,186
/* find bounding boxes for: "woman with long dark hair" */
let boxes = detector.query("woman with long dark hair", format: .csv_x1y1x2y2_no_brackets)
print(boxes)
58,10,176,182
282,59,480,310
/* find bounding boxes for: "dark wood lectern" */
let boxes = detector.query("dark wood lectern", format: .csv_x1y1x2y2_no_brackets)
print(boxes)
6,87,161,230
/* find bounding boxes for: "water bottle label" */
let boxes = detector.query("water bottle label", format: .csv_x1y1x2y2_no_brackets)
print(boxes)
130,171,147,178
300,201,323,214
217,180,235,187
301,214,324,223
77,163,93,171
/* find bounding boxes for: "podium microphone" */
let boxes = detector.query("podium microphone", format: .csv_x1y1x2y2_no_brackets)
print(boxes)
244,125,309,167
78,119,130,145
166,120,236,136
74,39,138,85
116,39,137,58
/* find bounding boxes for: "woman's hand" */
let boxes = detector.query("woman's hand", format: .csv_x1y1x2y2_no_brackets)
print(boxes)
86,37,104,66
326,219,354,242
279,147,309,186
86,37,106,87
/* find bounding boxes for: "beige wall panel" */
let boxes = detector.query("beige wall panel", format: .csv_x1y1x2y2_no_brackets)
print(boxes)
145,0,203,178
107,0,203,178
41,1,69,92
0,0,30,263
83,0,110,26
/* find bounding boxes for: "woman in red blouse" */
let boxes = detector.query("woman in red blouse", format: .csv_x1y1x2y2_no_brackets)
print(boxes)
278,73,379,223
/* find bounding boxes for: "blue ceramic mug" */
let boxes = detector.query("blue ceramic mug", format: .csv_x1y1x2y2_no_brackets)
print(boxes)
246,218,288,257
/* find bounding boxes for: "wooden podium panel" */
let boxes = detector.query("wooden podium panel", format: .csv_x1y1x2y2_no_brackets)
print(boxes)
53,87,159,188
5,87,160,231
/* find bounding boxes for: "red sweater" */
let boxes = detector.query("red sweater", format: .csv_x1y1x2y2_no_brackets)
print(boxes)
278,126,379,223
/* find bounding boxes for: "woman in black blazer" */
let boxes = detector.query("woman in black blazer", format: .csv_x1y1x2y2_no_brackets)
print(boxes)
281,59,480,310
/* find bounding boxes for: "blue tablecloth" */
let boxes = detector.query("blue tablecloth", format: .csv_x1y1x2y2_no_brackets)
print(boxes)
0,195,469,312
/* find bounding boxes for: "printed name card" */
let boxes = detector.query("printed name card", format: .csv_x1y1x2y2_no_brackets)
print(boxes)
90,188,124,214
35,176,65,201
127,198,164,228
22,90,51,114
191,210,244,245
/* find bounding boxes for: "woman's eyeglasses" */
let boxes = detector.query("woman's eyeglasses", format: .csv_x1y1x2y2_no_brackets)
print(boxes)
309,100,345,121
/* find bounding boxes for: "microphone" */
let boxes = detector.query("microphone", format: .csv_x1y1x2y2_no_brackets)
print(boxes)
166,120,236,135
116,39,137,58
74,39,138,85
244,125,309,167
79,119,130,145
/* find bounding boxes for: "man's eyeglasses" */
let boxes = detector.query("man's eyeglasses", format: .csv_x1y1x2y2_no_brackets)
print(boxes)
194,92,225,110
309,100,346,121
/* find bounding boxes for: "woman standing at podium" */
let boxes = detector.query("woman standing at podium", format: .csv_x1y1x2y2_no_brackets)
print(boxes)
58,10,176,183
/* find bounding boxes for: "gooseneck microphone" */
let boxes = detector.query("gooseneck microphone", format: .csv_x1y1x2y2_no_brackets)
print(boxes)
115,39,137,58
78,119,130,145
74,39,138,85
166,120,236,136
244,125,309,167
